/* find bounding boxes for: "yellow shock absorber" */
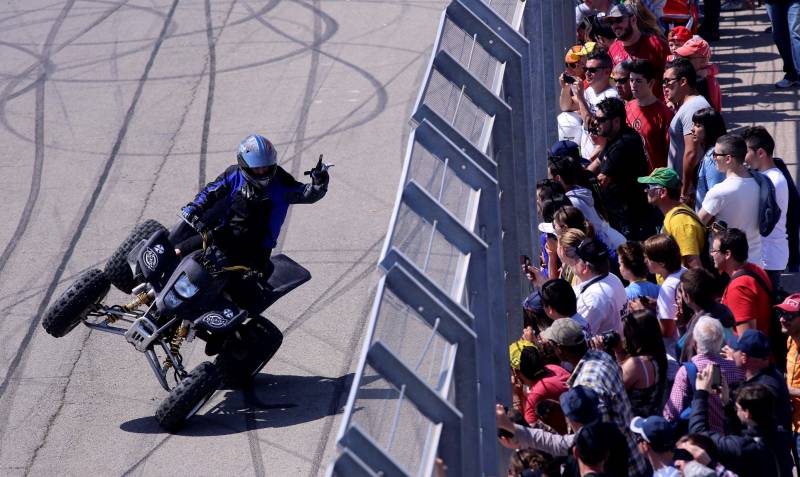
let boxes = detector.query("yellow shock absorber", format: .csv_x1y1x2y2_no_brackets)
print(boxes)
123,291,153,312
163,323,189,370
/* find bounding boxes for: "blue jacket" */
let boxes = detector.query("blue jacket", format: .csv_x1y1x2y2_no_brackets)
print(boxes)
183,165,326,250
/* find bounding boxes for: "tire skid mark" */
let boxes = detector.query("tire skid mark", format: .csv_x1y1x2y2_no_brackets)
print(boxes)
0,261,104,313
0,0,132,284
0,2,65,27
0,1,152,146
306,288,376,477
21,329,93,476
250,0,436,166
0,0,76,281
244,387,266,477
119,435,173,477
197,0,237,188
0,0,181,458
14,39,431,86
243,0,330,472
283,233,383,338
274,0,328,252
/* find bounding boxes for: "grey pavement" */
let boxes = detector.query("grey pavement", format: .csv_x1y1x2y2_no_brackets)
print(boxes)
0,1,445,475
714,7,800,289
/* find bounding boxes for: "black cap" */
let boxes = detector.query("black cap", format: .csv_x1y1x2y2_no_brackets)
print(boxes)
574,421,614,466
576,238,609,265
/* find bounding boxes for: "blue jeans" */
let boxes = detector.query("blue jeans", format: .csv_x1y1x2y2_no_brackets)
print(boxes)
766,1,800,80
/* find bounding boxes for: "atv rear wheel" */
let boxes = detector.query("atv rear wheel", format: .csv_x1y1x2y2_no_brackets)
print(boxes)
155,361,220,432
215,316,283,387
42,269,110,338
105,219,168,293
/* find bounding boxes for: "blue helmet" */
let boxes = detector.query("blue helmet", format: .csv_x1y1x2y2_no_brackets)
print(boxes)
237,134,278,190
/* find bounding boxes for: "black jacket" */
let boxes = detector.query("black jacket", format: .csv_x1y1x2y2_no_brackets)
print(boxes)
689,390,791,477
181,165,326,264
597,126,656,240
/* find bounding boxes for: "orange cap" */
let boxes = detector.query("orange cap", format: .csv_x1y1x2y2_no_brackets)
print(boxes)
675,37,711,61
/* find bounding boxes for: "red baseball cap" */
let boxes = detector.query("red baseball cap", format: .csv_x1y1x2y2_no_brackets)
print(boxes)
668,26,692,43
775,293,800,313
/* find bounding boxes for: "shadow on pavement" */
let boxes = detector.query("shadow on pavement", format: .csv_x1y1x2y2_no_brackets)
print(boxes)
119,372,356,436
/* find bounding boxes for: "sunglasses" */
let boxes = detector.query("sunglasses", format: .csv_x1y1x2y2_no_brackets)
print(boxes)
585,67,606,74
594,116,613,123
780,311,800,321
605,16,627,25
710,220,728,233
565,62,579,69
712,151,731,158
661,77,680,86
612,76,629,84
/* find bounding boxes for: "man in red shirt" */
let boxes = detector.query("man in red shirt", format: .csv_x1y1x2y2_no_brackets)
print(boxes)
626,59,674,171
600,4,669,99
712,228,773,336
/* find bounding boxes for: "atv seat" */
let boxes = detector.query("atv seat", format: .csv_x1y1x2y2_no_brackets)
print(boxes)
253,254,312,312
267,254,312,293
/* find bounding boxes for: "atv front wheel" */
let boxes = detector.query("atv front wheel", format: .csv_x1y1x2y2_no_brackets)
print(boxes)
215,316,283,387
105,219,167,293
155,361,220,432
42,269,110,338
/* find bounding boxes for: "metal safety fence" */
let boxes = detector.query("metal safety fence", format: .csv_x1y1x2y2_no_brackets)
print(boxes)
327,1,575,475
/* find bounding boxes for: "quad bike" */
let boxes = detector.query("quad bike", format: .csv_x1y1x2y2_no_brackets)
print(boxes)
41,217,311,432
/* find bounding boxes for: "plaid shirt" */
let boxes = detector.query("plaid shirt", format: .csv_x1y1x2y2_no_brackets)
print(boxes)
663,353,744,432
568,350,649,477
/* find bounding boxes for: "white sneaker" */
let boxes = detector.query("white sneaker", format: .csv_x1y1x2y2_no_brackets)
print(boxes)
775,78,800,88
721,0,745,11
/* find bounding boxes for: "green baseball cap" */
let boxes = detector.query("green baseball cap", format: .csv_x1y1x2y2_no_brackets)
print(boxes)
637,167,680,189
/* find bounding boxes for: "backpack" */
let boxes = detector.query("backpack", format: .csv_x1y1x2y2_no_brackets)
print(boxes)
774,159,800,271
676,361,699,435
669,207,714,271
751,171,782,237
731,268,789,371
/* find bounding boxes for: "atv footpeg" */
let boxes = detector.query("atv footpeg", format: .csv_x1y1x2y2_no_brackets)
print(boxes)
125,316,160,352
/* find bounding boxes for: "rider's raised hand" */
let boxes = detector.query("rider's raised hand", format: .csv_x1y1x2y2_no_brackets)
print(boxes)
311,167,329,186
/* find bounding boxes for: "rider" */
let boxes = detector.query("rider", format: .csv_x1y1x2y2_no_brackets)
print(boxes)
172,134,329,307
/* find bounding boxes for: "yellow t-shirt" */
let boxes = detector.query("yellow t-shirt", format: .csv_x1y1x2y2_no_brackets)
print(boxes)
786,337,800,432
663,205,706,258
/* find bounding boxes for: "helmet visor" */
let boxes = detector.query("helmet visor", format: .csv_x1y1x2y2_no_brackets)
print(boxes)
248,165,276,179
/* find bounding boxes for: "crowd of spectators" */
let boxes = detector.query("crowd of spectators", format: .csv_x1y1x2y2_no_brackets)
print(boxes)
496,2,800,476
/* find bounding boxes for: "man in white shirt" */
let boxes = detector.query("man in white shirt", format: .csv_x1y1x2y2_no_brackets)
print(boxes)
699,134,762,263
557,50,619,159
743,126,789,288
571,238,628,335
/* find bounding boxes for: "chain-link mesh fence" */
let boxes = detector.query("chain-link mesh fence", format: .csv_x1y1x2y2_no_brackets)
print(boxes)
328,0,575,475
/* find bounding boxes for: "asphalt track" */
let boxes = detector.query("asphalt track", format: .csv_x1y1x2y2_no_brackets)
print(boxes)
0,1,445,475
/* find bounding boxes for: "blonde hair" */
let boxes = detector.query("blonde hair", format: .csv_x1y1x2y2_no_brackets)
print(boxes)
626,0,666,41
559,228,587,260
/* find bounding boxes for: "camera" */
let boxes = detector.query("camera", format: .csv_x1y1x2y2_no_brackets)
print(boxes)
599,330,621,349
563,74,576,85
